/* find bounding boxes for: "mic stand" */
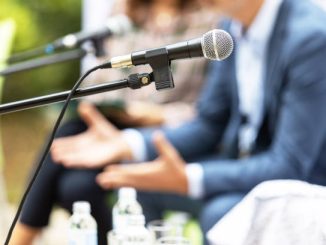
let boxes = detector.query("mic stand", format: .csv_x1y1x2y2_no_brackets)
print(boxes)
0,46,177,114
6,33,108,64
0,73,153,115
0,49,88,76
1,35,108,76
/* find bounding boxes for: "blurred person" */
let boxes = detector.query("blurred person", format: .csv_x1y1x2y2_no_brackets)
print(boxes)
10,1,216,245
83,0,216,127
48,0,326,243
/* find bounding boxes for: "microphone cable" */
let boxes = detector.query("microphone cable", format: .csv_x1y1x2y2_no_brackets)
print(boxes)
4,61,112,245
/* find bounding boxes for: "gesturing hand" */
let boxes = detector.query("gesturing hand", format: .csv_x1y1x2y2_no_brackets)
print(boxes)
96,132,189,195
51,102,132,169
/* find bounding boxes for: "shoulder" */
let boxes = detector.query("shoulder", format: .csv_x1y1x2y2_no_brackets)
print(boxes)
284,0,326,56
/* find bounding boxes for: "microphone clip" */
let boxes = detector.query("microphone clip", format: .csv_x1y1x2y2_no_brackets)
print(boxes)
145,48,174,91
92,38,107,57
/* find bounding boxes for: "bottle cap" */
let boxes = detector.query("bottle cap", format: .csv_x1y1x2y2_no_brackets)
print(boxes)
118,187,137,199
73,201,91,214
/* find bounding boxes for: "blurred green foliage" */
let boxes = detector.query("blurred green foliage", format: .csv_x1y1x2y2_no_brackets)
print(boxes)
0,0,82,102
0,0,82,204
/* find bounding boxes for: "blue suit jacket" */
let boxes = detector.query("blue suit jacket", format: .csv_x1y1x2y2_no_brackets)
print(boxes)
142,0,326,198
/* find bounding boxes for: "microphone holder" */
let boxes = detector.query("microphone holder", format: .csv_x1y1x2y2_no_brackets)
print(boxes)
92,37,107,58
146,47,174,90
0,72,154,115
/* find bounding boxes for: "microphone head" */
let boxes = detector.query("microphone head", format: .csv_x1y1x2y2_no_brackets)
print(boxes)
105,15,133,35
201,29,234,61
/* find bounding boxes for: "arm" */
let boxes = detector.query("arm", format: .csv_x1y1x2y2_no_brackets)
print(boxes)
201,35,326,197
142,60,232,161
50,61,233,168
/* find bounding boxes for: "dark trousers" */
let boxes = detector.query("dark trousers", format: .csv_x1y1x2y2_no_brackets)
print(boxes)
20,119,111,245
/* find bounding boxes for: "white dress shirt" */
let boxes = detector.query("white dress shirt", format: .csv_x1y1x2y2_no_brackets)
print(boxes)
235,0,283,153
123,0,283,199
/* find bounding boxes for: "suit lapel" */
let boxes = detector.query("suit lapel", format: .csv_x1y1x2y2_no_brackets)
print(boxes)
222,47,242,158
263,0,290,132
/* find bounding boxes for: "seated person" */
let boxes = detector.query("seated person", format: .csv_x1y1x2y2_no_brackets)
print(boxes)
46,0,326,244
10,1,217,245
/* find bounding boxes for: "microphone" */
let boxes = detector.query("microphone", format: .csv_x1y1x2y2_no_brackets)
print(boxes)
109,29,234,68
6,15,133,64
45,15,133,53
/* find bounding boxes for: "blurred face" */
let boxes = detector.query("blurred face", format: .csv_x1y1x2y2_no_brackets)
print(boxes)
201,0,248,17
202,0,264,28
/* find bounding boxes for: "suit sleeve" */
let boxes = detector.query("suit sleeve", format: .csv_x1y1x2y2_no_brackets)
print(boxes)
201,35,326,198
141,60,232,161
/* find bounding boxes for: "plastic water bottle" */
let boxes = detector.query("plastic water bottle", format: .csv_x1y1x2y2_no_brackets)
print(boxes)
124,214,152,244
68,201,98,245
108,214,152,245
112,187,143,231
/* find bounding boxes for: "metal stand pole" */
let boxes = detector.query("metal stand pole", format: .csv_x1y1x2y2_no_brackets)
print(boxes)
0,49,87,76
0,73,153,114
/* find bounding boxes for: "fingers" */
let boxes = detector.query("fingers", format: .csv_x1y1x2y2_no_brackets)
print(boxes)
78,102,116,132
96,163,154,190
96,165,135,189
51,140,114,168
96,160,187,195
51,147,91,168
51,133,91,162
152,131,181,163
52,133,88,150
51,152,86,168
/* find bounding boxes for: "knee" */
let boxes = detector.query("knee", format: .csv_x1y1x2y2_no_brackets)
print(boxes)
137,191,159,207
137,191,163,222
55,119,87,138
57,170,105,210
199,200,225,235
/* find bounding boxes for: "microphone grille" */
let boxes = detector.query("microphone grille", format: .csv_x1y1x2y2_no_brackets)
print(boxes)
201,29,234,61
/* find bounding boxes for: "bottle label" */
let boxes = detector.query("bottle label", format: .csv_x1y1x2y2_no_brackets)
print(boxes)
68,230,97,245
113,214,128,230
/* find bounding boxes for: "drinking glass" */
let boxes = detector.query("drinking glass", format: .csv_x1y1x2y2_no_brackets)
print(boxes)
147,220,182,241
156,236,191,245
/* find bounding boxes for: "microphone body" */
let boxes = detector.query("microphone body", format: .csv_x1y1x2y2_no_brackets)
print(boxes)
46,15,132,53
132,37,203,66
50,29,112,50
110,29,234,68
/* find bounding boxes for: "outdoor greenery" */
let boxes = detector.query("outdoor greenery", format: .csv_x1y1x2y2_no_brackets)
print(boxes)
1,0,82,203
1,0,82,101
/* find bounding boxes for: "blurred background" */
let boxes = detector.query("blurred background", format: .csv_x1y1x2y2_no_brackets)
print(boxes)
2,0,325,210
1,0,326,244
1,0,209,243
1,0,81,203
0,0,83,242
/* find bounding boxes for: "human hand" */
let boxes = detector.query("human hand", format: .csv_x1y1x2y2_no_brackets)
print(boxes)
101,101,165,127
51,102,132,169
96,132,188,195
